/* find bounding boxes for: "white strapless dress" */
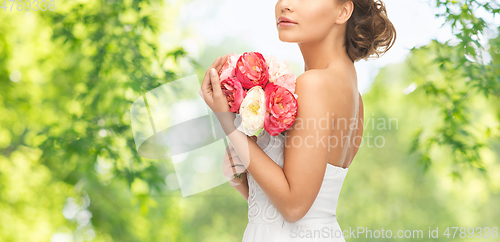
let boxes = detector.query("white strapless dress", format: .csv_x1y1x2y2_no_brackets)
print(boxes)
242,129,349,242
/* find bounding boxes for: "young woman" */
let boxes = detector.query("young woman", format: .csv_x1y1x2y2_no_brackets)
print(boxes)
201,0,396,241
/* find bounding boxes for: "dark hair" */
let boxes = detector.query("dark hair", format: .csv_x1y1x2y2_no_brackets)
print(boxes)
340,0,396,62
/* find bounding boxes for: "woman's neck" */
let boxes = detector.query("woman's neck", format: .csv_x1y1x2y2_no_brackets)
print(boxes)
298,28,350,72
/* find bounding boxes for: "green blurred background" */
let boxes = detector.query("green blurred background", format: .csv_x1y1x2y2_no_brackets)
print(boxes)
0,0,500,241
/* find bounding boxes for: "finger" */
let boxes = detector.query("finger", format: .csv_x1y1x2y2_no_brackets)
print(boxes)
201,56,222,97
223,156,234,179
233,165,247,174
227,142,238,157
229,154,238,177
215,55,228,82
210,68,223,97
223,161,246,179
210,56,223,77
223,165,245,180
229,178,242,186
212,55,227,91
201,70,213,97
223,156,231,172
229,162,246,176
223,160,246,180
225,144,234,157
204,56,222,83
224,155,245,172
227,153,245,169
212,55,223,68
201,70,213,101
216,54,228,73
223,144,238,175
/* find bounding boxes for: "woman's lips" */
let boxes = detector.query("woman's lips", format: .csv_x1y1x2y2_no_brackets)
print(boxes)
277,16,298,27
278,21,298,27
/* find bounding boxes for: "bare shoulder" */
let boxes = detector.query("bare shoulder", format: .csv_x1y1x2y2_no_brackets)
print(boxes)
295,69,356,112
296,69,338,87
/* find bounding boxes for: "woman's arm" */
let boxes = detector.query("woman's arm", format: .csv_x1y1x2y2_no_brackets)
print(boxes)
215,70,356,223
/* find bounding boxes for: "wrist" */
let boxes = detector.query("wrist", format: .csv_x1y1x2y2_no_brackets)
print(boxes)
214,112,237,134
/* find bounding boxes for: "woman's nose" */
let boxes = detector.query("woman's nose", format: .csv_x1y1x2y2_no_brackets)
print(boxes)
279,0,293,12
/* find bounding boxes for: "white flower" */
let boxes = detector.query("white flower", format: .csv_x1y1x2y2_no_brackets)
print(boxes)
265,55,289,81
264,54,297,98
236,86,266,136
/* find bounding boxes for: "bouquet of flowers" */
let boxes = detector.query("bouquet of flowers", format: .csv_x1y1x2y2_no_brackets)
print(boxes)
218,52,299,138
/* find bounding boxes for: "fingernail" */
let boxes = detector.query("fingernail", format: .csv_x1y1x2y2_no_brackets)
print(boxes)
210,68,217,76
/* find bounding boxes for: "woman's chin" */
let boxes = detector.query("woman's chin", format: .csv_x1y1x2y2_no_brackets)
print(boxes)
277,34,298,43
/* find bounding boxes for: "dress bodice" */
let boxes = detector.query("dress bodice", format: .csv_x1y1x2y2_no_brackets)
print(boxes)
243,129,349,241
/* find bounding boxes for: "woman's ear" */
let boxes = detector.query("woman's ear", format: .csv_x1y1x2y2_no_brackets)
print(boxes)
335,1,354,25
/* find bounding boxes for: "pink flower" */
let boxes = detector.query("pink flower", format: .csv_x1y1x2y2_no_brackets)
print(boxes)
234,52,269,89
264,54,298,99
264,83,298,136
219,53,239,81
221,77,247,114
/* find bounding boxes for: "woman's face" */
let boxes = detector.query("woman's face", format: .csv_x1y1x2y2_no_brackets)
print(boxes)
275,0,344,43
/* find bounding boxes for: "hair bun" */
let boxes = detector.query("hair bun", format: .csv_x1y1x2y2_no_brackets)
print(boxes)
344,0,397,62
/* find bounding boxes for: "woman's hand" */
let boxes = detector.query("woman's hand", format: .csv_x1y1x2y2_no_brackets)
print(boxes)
223,141,247,186
222,136,258,186
199,55,231,113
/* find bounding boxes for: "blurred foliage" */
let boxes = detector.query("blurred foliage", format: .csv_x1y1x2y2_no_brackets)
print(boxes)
0,0,241,241
0,0,499,241
408,0,500,175
340,56,500,241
